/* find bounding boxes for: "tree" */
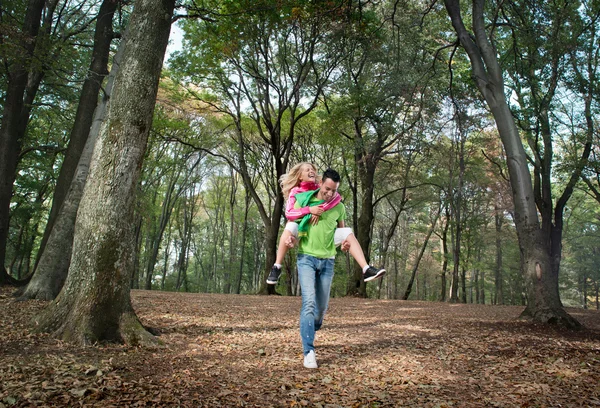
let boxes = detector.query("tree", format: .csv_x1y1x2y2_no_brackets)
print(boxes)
328,0,439,296
1,0,102,283
17,0,120,300
0,0,46,283
34,0,175,344
443,0,584,326
170,0,346,294
32,0,120,275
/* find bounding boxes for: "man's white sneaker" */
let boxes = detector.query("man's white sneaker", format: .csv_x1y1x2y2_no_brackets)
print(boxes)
303,350,318,369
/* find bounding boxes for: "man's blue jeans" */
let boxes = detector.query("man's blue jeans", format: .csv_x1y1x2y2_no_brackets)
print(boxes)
297,253,335,356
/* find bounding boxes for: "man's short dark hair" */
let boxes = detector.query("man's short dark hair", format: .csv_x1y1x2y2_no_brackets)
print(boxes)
322,168,341,183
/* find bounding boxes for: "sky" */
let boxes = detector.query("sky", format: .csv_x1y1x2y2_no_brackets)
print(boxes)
165,22,184,63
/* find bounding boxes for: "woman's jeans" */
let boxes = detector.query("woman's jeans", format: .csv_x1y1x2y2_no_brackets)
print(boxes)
297,253,335,355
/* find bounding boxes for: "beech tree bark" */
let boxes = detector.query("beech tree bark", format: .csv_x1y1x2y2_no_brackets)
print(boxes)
34,0,175,344
444,0,579,327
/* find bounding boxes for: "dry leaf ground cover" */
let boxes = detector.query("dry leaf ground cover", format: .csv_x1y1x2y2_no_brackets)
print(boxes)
1,286,600,407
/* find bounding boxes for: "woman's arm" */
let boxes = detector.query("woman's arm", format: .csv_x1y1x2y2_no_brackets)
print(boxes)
285,192,311,221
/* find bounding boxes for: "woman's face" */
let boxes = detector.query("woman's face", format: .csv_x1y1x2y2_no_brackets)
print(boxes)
300,165,316,182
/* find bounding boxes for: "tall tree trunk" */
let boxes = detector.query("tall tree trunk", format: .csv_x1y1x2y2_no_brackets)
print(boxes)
461,237,471,303
18,32,122,301
0,0,46,283
440,203,450,301
403,208,439,300
34,0,175,344
494,205,504,305
33,0,118,273
145,174,179,290
175,189,195,292
223,168,237,294
350,153,377,297
234,191,251,294
444,0,580,327
160,219,172,291
450,125,466,303
131,212,144,289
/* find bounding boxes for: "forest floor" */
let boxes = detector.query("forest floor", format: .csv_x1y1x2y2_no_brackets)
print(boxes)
1,287,599,408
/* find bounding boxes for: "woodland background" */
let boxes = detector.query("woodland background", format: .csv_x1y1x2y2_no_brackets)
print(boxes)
2,0,600,313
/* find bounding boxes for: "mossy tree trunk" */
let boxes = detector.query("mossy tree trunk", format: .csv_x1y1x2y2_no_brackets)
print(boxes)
34,0,175,345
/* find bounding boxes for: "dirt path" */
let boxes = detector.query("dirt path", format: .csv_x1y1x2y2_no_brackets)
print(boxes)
2,287,599,407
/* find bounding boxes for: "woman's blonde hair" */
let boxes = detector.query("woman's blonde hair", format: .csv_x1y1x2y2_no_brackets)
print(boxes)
280,162,317,199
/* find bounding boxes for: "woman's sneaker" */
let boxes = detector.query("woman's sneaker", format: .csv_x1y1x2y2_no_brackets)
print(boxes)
266,265,282,285
363,266,386,282
303,350,318,369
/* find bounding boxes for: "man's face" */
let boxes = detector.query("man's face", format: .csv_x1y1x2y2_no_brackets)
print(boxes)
318,178,339,202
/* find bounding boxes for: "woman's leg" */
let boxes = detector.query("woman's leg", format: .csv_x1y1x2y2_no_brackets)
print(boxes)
335,228,386,281
334,228,367,268
275,229,293,265
267,222,299,284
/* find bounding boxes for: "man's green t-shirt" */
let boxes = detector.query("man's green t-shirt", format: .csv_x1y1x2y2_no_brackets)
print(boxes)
296,195,345,259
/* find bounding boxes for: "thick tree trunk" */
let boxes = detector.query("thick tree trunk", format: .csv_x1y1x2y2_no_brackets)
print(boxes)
349,155,376,297
33,0,118,273
0,0,46,283
18,32,122,301
34,0,175,344
444,0,579,327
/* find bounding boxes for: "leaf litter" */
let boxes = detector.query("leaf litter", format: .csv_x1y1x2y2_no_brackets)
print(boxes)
1,287,599,407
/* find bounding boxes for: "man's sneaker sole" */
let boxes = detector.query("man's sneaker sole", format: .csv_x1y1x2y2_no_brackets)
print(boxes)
266,279,278,285
364,269,386,282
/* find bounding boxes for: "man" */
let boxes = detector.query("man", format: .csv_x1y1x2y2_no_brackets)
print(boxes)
293,168,351,369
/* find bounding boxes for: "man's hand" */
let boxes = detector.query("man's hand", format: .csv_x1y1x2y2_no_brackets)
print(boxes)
285,235,297,248
340,239,351,252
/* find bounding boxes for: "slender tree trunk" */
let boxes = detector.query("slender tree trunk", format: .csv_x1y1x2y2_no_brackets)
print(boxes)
440,204,450,301
18,35,123,301
224,169,237,294
175,191,194,292
131,213,144,289
461,238,470,303
235,192,251,294
34,0,175,344
494,206,504,305
0,0,46,283
145,174,179,290
403,209,439,300
33,0,118,273
390,240,399,300
161,220,172,291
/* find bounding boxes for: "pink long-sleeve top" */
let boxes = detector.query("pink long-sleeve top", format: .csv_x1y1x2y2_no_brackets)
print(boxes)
284,181,342,221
